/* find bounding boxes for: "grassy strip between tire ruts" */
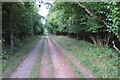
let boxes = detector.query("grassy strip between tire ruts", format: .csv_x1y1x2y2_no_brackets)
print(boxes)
31,37,54,78
2,36,43,78
30,38,44,78
51,35,119,78
46,39,54,78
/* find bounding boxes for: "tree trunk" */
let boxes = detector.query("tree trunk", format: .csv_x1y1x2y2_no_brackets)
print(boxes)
31,16,34,36
9,13,14,49
90,32,112,47
104,33,111,47
96,34,102,46
90,34,97,45
10,31,14,49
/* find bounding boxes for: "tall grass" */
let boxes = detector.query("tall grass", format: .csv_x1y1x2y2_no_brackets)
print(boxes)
52,35,119,78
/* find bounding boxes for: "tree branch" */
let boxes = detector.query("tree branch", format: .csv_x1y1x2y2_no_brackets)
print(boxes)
76,0,108,26
112,41,120,53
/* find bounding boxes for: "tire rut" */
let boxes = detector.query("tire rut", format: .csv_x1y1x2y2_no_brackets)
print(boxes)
40,37,53,78
49,36,95,78
47,35,77,78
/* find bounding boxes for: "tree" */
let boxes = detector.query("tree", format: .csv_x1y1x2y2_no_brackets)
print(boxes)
2,2,44,49
46,2,120,47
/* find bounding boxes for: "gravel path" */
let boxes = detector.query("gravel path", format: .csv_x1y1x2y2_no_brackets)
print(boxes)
10,37,44,78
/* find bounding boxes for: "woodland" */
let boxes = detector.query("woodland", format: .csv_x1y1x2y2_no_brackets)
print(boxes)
1,2,120,78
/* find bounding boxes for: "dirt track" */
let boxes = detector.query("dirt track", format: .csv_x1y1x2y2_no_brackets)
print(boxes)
10,36,44,78
47,35,77,78
10,35,95,78
49,36,95,78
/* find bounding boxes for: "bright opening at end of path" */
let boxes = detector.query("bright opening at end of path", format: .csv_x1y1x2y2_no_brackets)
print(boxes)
36,1,53,24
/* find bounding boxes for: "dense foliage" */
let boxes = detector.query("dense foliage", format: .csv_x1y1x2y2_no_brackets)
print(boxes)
46,2,120,48
2,2,44,59
2,2,43,48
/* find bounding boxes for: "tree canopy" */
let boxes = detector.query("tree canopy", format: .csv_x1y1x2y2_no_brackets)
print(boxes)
46,2,120,47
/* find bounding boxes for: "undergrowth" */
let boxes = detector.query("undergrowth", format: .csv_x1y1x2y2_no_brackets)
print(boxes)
2,35,42,77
